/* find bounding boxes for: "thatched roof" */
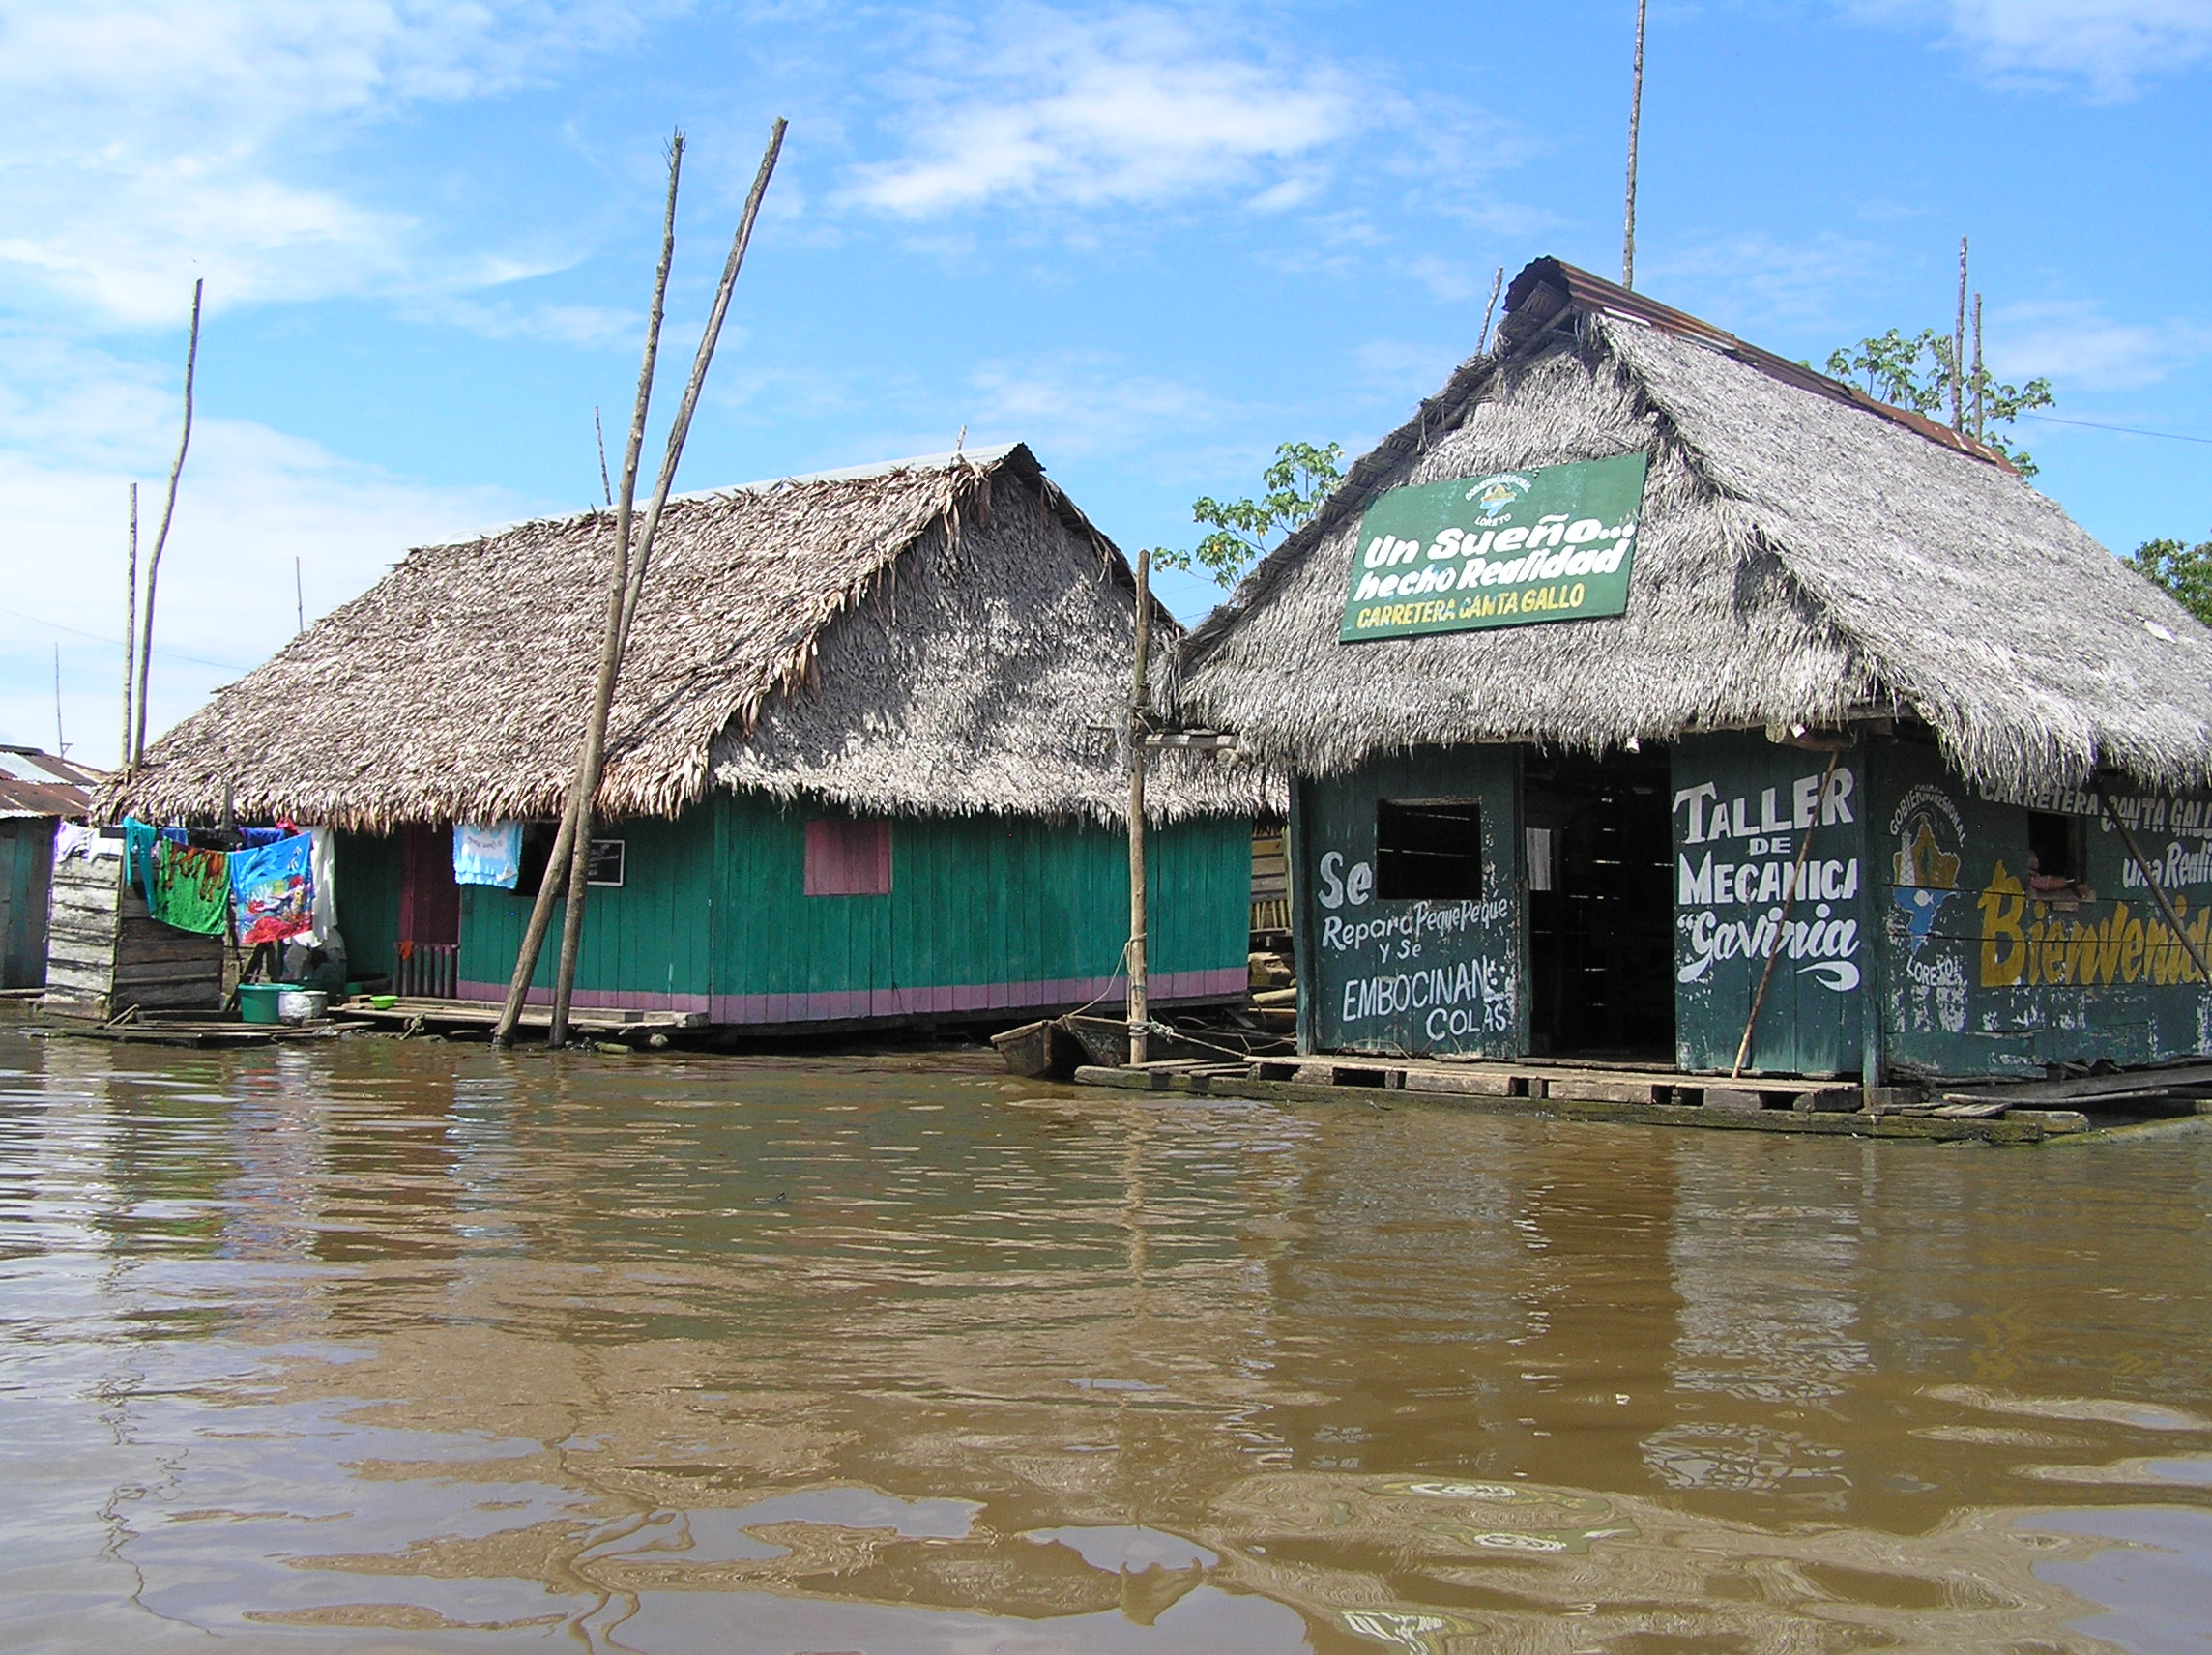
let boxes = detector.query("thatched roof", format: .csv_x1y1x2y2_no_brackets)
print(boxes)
1182,258,2212,797
107,445,1266,829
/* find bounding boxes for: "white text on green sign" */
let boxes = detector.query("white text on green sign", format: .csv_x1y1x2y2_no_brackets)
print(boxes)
1338,452,1649,642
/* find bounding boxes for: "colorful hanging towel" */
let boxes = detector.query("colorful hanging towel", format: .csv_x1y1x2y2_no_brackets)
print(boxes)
150,841,231,936
453,821,522,889
229,833,314,946
123,817,160,898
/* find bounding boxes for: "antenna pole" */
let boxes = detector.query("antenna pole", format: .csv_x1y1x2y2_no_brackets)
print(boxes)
54,646,65,757
1622,0,1647,289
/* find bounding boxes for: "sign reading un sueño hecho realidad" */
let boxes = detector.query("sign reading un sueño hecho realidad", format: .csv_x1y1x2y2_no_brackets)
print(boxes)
1338,452,1649,643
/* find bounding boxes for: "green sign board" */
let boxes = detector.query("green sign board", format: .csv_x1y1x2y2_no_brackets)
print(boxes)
1338,452,1648,643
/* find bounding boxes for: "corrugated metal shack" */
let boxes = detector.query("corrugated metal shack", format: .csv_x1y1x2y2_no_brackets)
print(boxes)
0,746,103,990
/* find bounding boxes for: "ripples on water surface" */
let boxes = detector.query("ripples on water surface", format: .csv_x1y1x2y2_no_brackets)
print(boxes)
1,1029,2207,1653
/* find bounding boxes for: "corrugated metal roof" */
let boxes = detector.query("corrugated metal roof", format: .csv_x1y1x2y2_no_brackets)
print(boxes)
1501,257,2017,473
0,746,104,819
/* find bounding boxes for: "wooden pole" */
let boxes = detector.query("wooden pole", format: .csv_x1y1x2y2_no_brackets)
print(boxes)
2096,781,2212,986
1952,236,1967,433
1732,747,1843,1079
547,117,787,1045
1622,0,1647,289
1971,291,1985,443
134,278,202,764
1477,264,1504,354
613,120,787,659
1127,548,1151,1066
120,483,137,769
496,135,685,1048
294,557,305,633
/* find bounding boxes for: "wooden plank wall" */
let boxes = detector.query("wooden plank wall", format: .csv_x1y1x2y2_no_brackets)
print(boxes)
44,850,223,1017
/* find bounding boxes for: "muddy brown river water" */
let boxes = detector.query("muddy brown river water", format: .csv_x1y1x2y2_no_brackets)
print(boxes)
1,1029,2208,1653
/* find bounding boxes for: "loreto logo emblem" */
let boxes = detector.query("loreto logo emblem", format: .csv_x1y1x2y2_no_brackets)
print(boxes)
1464,473,1533,520
1889,784,1965,953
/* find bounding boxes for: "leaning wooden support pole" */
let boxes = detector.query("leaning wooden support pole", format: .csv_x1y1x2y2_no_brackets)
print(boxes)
1732,746,1843,1079
496,135,686,1048
1126,549,1152,1066
134,280,202,764
2097,780,2212,986
546,117,787,1045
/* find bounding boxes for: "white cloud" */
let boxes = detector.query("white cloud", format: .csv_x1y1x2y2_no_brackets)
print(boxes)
1640,232,1888,332
960,352,1233,457
1986,299,2209,391
844,7,1363,216
0,332,525,750
1849,0,2212,97
0,0,663,323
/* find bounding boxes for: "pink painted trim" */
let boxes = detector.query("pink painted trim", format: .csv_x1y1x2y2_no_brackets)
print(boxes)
454,968,1243,1027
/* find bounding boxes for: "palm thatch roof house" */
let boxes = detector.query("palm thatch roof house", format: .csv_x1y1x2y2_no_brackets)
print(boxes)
107,445,1262,1029
1181,258,2212,1082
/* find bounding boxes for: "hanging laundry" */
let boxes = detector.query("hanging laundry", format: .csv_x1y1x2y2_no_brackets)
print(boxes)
150,841,231,936
302,828,336,944
452,821,522,889
230,833,314,947
123,818,160,899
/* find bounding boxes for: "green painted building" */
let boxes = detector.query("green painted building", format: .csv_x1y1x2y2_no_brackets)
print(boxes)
1183,260,2212,1082
114,448,1262,1028
1,746,104,990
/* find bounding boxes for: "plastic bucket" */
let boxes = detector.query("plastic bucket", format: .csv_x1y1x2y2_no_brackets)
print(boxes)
238,983,297,1025
276,988,329,1025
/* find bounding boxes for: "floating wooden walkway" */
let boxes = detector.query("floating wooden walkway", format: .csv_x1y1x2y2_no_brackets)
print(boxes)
1072,1055,2212,1145
336,997,709,1036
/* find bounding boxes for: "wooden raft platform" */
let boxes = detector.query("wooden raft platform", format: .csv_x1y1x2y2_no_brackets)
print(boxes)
1071,1055,2212,1145
336,997,709,1035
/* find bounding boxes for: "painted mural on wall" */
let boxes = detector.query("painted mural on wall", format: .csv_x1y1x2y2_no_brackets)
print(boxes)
1671,735,1867,1077
1296,748,1523,1056
1874,745,2212,1074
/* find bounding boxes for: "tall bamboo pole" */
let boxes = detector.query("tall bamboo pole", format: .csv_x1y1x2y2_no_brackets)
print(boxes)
495,136,685,1048
1126,549,1151,1066
1622,0,1647,289
545,118,788,1046
120,484,137,769
134,279,202,764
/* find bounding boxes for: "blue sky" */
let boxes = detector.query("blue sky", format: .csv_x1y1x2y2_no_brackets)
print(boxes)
5,0,2211,757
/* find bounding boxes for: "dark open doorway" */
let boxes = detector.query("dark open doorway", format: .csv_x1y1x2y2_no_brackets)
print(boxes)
1524,746,1674,1060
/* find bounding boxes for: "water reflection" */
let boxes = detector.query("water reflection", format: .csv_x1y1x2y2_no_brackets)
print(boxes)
0,1031,2207,1651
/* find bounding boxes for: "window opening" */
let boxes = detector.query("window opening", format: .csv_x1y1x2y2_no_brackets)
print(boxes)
1376,798,1483,900
805,819,892,896
2026,809,2088,901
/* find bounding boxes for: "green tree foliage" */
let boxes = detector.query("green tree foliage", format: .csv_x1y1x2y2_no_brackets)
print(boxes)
1152,441,1344,588
2125,535,2212,627
1822,329,2054,477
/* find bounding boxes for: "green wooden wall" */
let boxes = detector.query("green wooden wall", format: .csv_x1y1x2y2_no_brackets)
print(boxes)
0,819,55,989
459,810,714,1002
1870,740,2212,1077
333,830,401,983
337,798,1248,1020
1293,747,1525,1058
1670,733,1870,1077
